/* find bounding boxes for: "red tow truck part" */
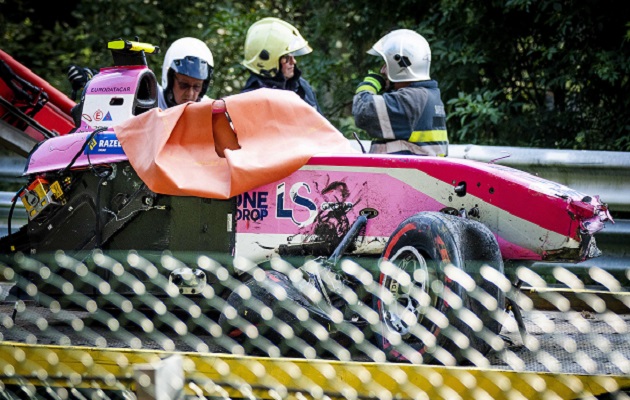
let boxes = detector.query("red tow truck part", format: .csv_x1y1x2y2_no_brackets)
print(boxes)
0,49,75,155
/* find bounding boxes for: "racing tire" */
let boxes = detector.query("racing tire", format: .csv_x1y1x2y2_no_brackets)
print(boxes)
376,211,505,365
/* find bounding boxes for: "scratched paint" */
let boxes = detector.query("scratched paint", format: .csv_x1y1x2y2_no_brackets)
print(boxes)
234,155,609,264
235,170,444,236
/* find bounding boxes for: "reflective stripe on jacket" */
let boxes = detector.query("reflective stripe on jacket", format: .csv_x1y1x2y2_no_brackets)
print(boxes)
353,80,448,156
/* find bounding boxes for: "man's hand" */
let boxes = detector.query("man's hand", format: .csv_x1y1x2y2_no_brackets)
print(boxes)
67,65,96,100
355,72,386,94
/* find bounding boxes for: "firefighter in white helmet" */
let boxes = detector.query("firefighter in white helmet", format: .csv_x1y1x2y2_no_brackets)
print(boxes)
158,37,214,109
242,17,321,113
353,29,448,156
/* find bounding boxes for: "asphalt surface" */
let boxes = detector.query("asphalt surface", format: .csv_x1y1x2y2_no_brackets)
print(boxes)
1,301,629,376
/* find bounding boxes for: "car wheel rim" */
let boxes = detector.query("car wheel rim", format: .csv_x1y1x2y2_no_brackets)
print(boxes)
381,245,430,337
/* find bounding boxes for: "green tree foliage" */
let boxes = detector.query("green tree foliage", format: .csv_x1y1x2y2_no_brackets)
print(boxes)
1,0,628,150
431,0,630,150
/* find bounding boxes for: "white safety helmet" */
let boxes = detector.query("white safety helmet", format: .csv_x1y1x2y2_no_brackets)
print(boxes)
243,17,312,78
161,37,214,100
368,29,431,82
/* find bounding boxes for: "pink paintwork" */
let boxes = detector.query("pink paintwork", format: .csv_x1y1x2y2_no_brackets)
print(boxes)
85,66,145,95
234,154,610,263
25,65,152,174
25,129,128,175
74,65,154,134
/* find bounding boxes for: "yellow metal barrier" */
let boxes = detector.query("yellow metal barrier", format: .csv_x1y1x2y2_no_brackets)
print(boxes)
1,341,629,399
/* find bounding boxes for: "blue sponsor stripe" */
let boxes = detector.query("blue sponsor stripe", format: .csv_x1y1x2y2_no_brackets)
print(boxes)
84,133,125,155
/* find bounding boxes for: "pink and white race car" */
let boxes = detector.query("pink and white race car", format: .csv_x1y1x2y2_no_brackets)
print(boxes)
1,39,612,365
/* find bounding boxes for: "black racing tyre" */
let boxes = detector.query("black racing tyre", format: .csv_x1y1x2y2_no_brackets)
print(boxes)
376,211,505,365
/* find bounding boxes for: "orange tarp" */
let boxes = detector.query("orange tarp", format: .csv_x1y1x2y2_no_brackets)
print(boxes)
113,88,359,199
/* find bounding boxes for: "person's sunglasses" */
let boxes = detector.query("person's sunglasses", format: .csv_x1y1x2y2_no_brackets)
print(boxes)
175,76,203,92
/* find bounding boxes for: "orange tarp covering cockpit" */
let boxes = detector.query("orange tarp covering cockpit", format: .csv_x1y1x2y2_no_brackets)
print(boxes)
114,88,359,199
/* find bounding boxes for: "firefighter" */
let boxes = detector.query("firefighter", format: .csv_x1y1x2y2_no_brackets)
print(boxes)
241,17,322,113
353,29,449,156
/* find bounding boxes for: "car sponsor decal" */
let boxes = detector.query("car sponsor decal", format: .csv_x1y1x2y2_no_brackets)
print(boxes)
84,133,125,155
276,182,318,227
236,191,269,221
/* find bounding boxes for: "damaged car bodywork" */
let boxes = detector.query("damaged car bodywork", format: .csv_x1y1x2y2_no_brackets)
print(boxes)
0,39,613,365
234,155,610,264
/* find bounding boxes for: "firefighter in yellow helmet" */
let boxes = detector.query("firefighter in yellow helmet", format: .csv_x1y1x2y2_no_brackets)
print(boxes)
242,17,321,113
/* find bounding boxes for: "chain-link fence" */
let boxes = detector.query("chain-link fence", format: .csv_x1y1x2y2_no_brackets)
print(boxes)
1,250,629,399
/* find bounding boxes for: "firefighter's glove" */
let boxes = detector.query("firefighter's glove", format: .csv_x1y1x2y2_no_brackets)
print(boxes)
355,72,386,95
67,65,96,92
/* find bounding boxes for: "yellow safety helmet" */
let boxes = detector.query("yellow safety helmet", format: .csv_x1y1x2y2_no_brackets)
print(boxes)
243,17,312,77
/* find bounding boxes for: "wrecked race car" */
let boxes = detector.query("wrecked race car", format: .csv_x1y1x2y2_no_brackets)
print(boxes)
0,40,613,365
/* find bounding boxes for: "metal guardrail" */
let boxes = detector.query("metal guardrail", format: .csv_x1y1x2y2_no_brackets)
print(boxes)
0,154,27,183
0,190,26,237
449,144,630,214
351,142,630,213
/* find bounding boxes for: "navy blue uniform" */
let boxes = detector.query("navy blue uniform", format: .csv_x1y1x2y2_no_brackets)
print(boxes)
353,80,448,156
